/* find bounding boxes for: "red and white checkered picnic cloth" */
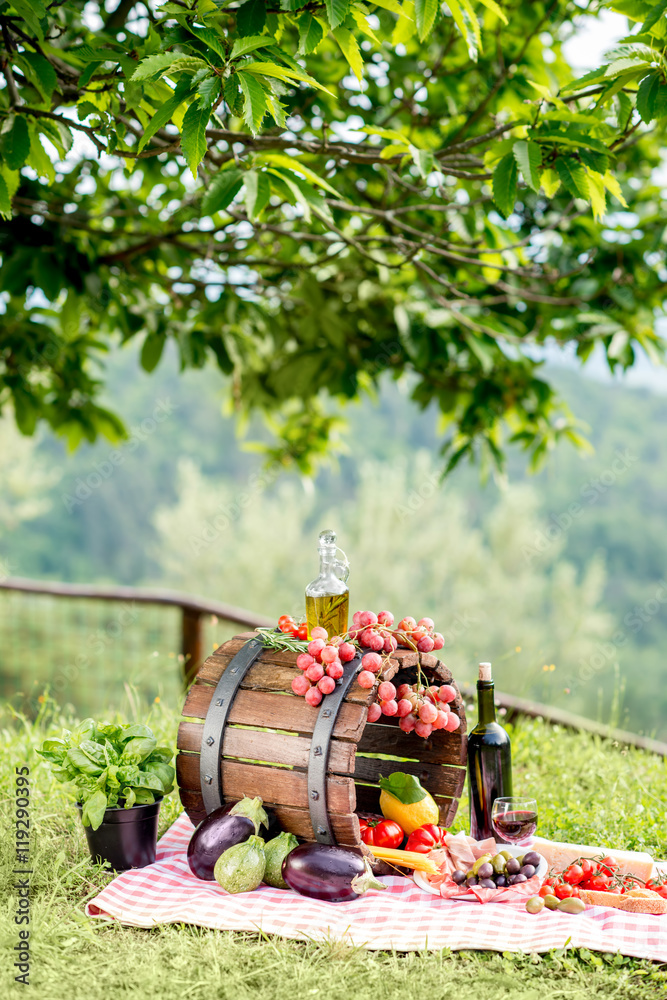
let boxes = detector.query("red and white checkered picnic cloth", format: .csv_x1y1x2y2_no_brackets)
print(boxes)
85,814,667,961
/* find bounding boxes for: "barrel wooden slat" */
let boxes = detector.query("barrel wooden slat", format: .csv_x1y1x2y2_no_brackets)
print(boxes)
177,754,356,813
177,632,467,845
182,685,367,742
177,720,355,773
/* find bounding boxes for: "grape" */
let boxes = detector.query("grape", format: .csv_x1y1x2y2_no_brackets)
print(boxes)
361,651,383,673
338,641,356,662
399,714,416,733
414,720,433,739
305,663,324,682
377,610,394,626
308,638,326,658
361,629,384,651
396,699,413,718
318,675,336,695
357,610,378,627
320,645,339,663
432,633,445,650
367,702,382,723
380,699,398,717
305,686,323,707
398,617,417,631
412,628,427,642
383,634,398,654
444,712,461,732
377,681,396,701
326,661,344,680
291,675,310,696
417,634,435,653
417,617,435,632
329,635,343,647
432,709,449,730
296,653,315,671
418,701,438,725
352,611,364,626
438,684,456,703
396,683,411,700
357,670,376,689
310,626,328,641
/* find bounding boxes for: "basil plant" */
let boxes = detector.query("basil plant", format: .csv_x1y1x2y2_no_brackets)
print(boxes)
37,719,175,830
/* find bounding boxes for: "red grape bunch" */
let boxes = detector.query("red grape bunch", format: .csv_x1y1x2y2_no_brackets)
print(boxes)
348,610,445,654
388,682,461,739
290,626,356,707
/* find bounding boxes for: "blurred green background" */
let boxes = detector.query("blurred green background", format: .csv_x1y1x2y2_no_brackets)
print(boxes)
1,343,665,738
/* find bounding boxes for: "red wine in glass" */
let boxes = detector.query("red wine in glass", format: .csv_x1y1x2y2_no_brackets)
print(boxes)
491,798,538,844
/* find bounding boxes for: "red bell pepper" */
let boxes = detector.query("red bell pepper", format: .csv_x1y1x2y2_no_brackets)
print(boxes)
404,823,447,854
359,817,404,849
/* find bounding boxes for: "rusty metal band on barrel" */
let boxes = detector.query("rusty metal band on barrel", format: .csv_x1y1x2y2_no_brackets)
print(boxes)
199,637,266,815
308,652,363,845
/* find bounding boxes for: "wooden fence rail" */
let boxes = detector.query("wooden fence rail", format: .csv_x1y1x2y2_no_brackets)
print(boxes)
1,577,666,756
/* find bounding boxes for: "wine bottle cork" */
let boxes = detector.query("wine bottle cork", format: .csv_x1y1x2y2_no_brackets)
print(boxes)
478,662,492,681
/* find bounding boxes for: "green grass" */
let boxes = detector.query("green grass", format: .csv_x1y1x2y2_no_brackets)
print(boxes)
2,695,667,999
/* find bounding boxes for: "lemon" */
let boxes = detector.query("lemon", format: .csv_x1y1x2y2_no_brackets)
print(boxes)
379,787,439,834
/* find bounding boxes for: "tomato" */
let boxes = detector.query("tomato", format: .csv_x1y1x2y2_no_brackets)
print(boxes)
563,864,584,885
278,615,292,627
646,879,667,899
542,876,557,888
359,817,404,849
404,823,447,854
554,883,575,899
583,875,612,892
598,856,619,876
580,859,595,880
538,884,554,898
296,623,308,640
279,618,296,633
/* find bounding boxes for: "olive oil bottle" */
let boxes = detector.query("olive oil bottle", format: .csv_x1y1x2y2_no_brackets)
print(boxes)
305,530,350,638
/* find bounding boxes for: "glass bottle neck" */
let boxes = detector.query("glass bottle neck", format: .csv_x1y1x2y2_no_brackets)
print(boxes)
477,680,497,725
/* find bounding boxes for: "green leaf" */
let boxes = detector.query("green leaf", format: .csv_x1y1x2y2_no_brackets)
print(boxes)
378,771,428,805
641,0,667,33
181,100,210,177
237,70,268,133
140,331,166,372
18,51,57,104
560,65,611,94
447,0,480,60
237,0,267,37
332,27,363,82
259,152,340,195
10,0,47,41
1,116,30,171
410,145,434,178
81,790,108,830
555,156,590,199
579,148,609,174
325,0,350,29
138,77,193,152
131,52,181,81
242,61,334,95
477,0,508,23
231,35,273,58
244,169,271,218
492,152,518,218
198,74,221,108
298,14,324,54
512,139,541,192
202,167,244,214
224,73,245,115
636,71,661,122
0,171,11,218
414,0,438,41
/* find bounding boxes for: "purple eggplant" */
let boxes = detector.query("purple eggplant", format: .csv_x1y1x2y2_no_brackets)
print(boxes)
187,797,268,881
282,843,386,903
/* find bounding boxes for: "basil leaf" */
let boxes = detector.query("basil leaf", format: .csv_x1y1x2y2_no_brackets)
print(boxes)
81,790,108,830
121,735,157,762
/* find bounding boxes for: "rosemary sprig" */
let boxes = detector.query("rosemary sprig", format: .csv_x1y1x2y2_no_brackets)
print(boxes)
251,628,309,653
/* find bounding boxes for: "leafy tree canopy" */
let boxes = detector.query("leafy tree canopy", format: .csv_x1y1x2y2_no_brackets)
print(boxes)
0,0,666,473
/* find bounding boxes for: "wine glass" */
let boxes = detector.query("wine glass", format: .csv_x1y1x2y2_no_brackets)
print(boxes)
491,797,538,845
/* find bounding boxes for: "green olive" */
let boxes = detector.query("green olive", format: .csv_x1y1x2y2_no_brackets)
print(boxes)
543,894,559,910
499,850,513,861
557,896,586,914
472,853,493,875
465,868,475,879
525,896,545,914
491,853,507,874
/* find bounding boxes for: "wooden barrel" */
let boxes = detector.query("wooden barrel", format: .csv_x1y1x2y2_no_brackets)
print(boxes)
177,631,468,847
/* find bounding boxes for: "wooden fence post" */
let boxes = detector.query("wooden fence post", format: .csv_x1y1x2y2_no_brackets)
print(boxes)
181,607,204,687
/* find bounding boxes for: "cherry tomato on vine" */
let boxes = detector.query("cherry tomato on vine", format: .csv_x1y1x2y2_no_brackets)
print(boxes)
597,856,619,876
297,623,308,640
582,875,611,892
554,883,575,900
563,864,584,885
279,618,296,634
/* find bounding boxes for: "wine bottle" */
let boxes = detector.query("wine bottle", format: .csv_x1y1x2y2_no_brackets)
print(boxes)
468,662,512,840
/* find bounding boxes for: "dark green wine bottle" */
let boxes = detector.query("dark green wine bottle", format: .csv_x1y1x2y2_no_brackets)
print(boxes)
468,662,512,840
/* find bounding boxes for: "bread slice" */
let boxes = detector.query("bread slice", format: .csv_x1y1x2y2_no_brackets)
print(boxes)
579,888,667,915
